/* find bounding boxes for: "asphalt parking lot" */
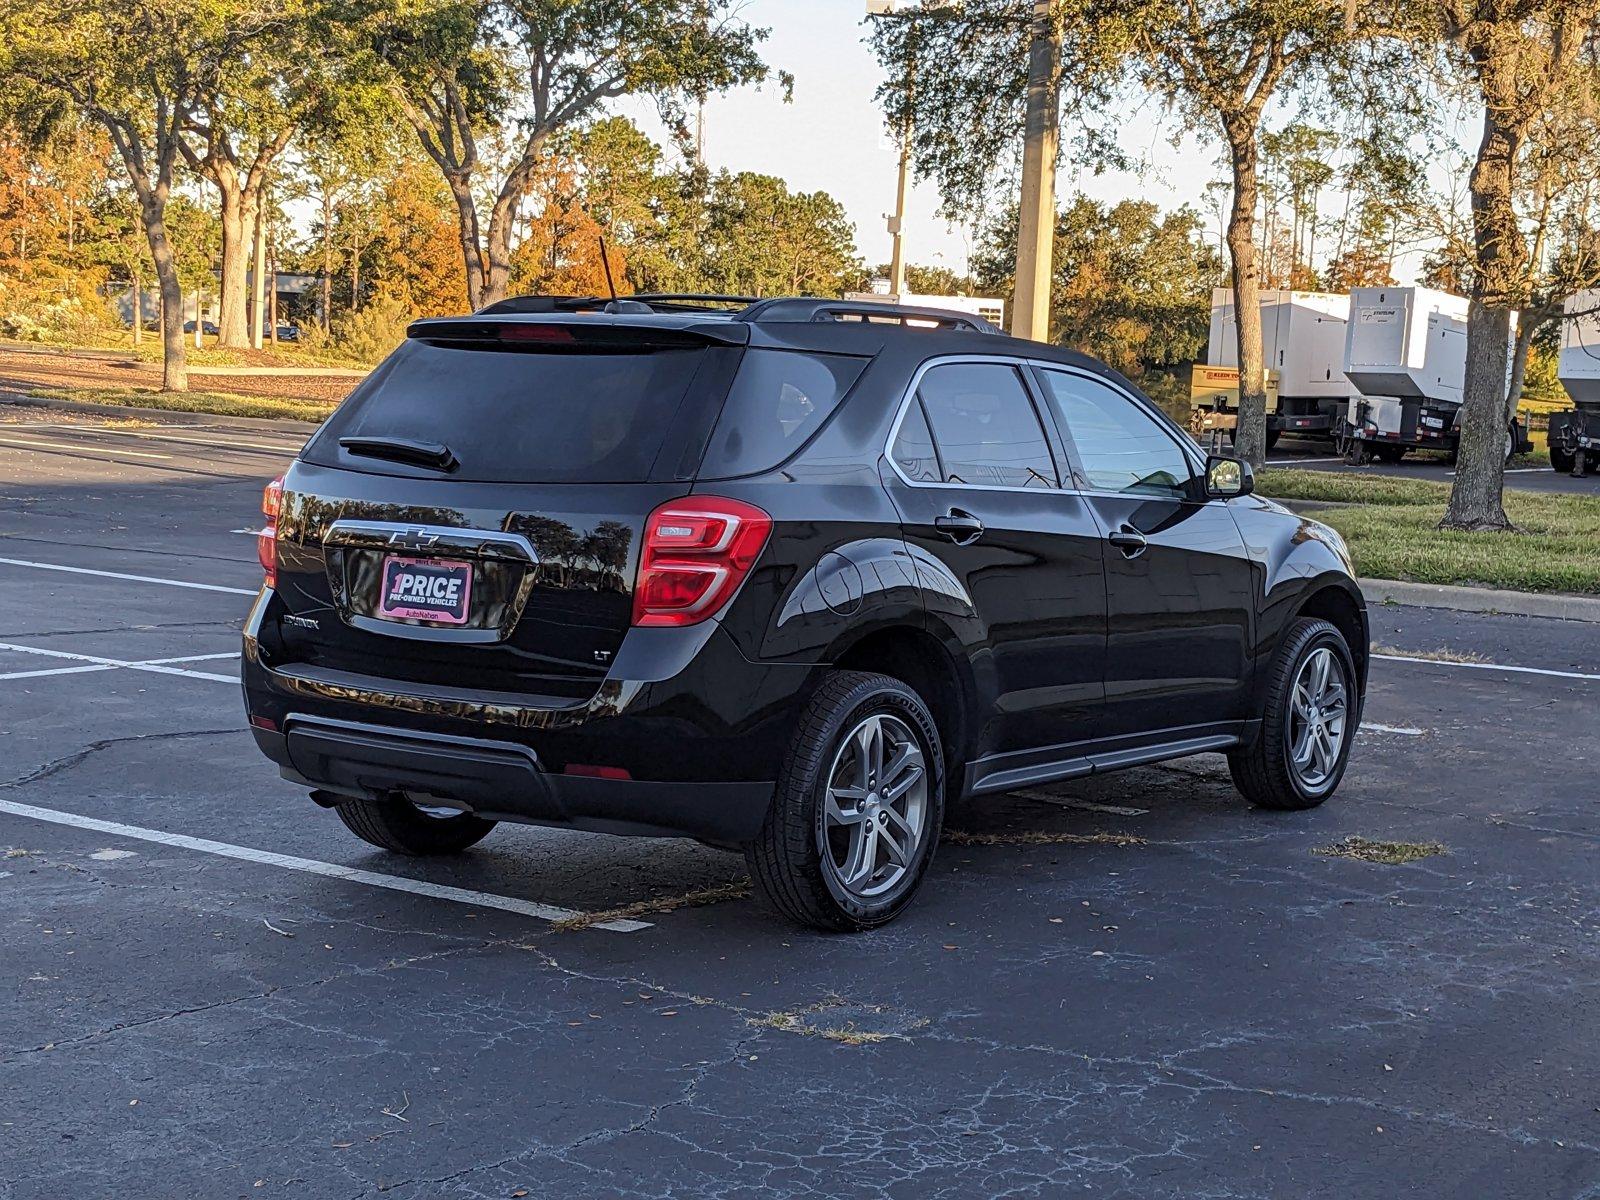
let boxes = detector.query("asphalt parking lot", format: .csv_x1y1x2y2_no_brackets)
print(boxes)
2,406,1598,1199
1265,436,1600,494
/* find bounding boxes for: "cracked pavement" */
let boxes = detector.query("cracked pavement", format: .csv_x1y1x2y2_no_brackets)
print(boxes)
1,409,1597,1199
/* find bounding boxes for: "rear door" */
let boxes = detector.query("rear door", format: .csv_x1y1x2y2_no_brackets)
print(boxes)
881,358,1106,758
271,324,741,701
1031,365,1256,744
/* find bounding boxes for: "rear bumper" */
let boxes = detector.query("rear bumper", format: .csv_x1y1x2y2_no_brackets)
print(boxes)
242,589,813,843
251,717,772,842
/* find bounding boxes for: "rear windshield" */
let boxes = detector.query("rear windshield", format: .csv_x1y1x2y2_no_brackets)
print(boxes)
304,339,711,483
698,349,868,477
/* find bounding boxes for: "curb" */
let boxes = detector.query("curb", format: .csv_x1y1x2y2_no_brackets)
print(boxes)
0,389,321,434
1360,578,1600,624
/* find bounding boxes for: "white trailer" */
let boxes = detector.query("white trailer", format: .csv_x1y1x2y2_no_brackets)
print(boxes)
1343,286,1470,403
1340,286,1526,464
1550,288,1600,474
1202,288,1355,444
1557,288,1600,406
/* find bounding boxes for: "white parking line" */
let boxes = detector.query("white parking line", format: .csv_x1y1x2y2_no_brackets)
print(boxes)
0,556,257,595
1361,722,1426,736
29,423,303,454
0,797,650,932
1372,652,1600,683
0,643,239,683
0,435,173,459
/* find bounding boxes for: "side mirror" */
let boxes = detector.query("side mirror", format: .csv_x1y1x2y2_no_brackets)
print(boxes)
1205,454,1254,499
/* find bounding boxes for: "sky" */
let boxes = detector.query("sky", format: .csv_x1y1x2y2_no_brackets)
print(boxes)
613,0,1224,284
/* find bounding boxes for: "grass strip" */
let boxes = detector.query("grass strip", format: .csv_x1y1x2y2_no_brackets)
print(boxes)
26,386,333,424
1260,469,1600,593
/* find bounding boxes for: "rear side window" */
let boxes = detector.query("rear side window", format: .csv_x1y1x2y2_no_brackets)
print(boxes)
698,349,867,477
890,400,941,483
305,339,710,483
916,362,1058,488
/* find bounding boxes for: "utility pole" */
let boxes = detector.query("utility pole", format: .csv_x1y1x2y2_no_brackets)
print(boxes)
1011,0,1060,342
888,110,912,296
868,0,923,297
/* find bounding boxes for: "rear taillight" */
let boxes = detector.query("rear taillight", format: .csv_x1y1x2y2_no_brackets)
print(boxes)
259,475,284,588
631,496,772,628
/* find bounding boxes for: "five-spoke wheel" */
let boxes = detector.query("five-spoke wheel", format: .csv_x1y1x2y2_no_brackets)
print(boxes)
821,713,929,900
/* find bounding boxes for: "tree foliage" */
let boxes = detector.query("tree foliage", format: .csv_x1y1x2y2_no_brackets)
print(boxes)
975,192,1221,376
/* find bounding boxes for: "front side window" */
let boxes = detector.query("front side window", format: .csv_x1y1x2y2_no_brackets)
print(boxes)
1038,370,1193,498
915,362,1058,489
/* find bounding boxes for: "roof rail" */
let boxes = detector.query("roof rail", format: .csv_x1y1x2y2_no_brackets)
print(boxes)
737,298,1001,334
475,293,755,317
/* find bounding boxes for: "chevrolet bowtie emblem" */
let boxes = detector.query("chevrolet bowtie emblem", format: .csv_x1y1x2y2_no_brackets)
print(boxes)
389,529,441,549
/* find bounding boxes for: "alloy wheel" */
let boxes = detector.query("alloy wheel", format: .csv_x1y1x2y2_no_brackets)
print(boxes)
1286,646,1348,790
821,713,929,899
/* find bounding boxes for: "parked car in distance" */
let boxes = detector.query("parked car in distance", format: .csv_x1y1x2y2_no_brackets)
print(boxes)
242,294,1369,931
182,319,221,335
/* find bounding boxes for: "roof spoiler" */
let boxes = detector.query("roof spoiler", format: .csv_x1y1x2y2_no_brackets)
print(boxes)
406,315,749,347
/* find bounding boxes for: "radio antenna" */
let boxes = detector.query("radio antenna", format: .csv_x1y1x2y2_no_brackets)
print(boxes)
599,236,619,304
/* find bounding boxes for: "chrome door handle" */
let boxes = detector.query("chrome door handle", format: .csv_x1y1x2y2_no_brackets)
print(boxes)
1107,527,1148,558
934,508,985,545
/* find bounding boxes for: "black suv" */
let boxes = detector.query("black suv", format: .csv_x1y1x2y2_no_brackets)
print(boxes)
243,295,1367,931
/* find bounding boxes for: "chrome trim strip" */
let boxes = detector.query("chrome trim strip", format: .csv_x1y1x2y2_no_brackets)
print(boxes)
323,519,539,563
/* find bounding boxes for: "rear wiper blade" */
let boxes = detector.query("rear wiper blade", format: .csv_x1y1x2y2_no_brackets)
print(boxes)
338,435,458,472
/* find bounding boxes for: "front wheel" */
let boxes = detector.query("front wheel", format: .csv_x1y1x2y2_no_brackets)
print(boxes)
334,794,498,854
747,671,944,931
1229,618,1358,811
1550,445,1575,474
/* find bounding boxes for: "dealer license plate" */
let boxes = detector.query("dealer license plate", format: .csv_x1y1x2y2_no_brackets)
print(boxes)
378,556,472,624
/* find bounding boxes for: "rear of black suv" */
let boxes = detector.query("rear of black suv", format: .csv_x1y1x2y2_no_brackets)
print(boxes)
243,312,864,854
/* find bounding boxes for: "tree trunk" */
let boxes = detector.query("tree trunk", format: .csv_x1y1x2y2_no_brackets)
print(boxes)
1506,314,1537,412
1226,126,1269,467
446,173,486,310
1444,301,1513,528
131,270,142,348
215,173,252,348
1442,104,1525,531
320,189,334,333
142,196,187,393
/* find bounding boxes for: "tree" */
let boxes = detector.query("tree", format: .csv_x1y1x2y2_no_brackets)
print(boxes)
1,0,266,390
1431,0,1600,530
1114,0,1381,467
179,1,334,347
697,172,863,297
974,193,1221,376
869,0,1380,466
369,0,776,310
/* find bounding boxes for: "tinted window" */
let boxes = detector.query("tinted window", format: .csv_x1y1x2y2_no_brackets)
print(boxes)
1039,370,1193,497
699,349,867,477
305,339,708,483
890,399,941,483
917,363,1058,489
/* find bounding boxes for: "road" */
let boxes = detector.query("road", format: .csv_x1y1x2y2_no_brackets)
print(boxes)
1266,436,1600,495
1,408,1597,1199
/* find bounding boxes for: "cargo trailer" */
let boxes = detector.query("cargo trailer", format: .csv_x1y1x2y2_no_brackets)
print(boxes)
1339,286,1527,464
1198,288,1356,447
1550,288,1600,476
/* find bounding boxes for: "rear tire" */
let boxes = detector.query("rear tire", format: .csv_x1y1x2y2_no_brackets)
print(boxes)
1550,445,1575,473
1373,444,1407,464
1228,618,1357,811
334,794,497,854
746,671,944,932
